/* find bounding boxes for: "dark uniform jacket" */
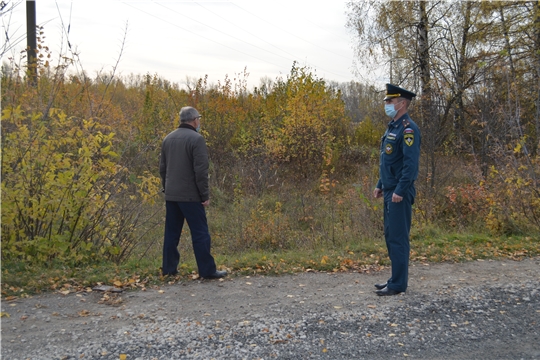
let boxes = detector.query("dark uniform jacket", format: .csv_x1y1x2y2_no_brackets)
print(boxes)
159,124,209,202
376,113,421,197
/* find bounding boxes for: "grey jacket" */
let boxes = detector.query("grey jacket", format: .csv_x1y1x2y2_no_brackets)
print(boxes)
159,124,209,202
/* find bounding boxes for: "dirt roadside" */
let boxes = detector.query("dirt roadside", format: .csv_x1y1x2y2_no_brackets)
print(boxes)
2,256,539,358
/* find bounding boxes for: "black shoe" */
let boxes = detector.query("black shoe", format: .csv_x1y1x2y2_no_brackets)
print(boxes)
162,271,178,276
375,287,402,296
203,270,228,279
374,282,387,290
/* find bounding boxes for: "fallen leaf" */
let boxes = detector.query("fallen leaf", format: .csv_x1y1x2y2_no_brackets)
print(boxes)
390,323,398,327
322,348,327,353
158,290,165,294
389,333,396,337
113,281,123,287
92,285,123,293
367,305,376,309
78,310,90,317
0,312,10,318
334,306,342,309
246,282,252,285
119,354,127,360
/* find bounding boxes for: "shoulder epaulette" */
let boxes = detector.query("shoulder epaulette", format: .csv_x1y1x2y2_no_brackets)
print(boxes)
402,118,410,128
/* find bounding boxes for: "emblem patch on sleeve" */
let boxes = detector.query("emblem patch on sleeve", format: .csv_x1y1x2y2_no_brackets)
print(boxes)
385,143,393,154
404,128,414,146
404,133,414,146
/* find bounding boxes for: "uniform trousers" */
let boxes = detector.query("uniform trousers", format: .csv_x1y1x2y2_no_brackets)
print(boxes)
162,201,217,277
383,187,414,292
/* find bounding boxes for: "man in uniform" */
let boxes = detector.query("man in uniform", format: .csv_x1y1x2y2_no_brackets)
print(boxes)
373,84,421,296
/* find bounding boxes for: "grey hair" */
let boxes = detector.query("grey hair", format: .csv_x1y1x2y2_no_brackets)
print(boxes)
399,98,411,108
179,106,201,123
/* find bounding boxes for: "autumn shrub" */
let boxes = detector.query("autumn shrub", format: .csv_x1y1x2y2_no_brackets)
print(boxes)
484,157,540,236
352,115,385,148
442,183,490,229
263,65,349,179
206,169,383,257
1,106,161,266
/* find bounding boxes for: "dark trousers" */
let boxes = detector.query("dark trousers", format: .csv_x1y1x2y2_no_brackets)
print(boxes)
383,187,414,292
162,201,217,277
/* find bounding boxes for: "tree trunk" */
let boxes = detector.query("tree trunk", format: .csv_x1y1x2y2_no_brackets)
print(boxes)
534,0,540,155
417,1,435,187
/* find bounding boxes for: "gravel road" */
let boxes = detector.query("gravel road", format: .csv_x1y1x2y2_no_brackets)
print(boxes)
2,257,539,359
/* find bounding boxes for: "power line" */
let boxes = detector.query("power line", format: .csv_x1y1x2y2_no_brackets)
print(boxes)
192,1,300,61
149,1,352,80
122,1,289,71
231,1,352,62
154,1,296,64
192,1,351,80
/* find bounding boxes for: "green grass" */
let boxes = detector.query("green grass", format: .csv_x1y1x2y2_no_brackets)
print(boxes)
2,230,538,298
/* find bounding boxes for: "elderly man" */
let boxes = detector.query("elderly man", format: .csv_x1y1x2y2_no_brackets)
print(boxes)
159,106,227,279
373,84,421,296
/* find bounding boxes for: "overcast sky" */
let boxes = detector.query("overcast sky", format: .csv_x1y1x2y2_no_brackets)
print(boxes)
2,0,361,89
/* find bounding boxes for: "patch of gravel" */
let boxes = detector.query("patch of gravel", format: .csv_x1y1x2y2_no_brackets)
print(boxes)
2,257,539,359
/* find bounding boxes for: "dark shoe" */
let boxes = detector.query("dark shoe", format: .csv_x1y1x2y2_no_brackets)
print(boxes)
203,270,228,279
375,287,402,296
374,282,387,290
162,271,178,276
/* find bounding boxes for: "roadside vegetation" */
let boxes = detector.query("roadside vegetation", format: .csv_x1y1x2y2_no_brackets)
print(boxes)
2,1,539,298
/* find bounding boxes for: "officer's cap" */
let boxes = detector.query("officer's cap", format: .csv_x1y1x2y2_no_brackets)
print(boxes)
384,83,416,101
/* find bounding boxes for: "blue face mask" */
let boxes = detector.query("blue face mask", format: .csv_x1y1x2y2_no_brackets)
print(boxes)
196,124,201,132
384,101,403,118
384,104,398,118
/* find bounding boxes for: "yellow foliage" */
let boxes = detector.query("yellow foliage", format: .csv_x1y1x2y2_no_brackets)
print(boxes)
1,107,152,265
263,65,348,177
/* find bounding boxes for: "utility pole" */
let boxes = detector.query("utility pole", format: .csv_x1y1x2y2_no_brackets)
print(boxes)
26,0,37,85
